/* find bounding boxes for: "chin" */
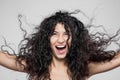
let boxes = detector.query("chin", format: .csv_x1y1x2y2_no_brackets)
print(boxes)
54,54,67,60
57,56,66,60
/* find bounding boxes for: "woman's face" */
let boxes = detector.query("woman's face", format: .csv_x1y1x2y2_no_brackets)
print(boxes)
50,23,72,60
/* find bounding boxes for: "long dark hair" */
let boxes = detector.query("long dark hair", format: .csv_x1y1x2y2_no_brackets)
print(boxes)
12,10,120,80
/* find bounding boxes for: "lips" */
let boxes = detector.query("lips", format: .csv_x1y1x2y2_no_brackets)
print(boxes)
55,45,66,54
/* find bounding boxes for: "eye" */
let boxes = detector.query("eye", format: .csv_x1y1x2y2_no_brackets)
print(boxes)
64,32,70,36
52,31,57,35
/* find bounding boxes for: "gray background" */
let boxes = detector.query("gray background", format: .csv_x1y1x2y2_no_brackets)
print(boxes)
0,0,120,80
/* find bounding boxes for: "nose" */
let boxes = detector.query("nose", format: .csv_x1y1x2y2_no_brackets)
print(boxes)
57,35,65,43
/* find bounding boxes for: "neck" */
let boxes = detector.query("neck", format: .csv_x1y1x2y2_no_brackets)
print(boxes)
51,57,66,68
50,57,68,75
49,57,70,80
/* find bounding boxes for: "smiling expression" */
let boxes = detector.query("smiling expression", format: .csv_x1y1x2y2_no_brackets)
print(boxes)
50,23,72,60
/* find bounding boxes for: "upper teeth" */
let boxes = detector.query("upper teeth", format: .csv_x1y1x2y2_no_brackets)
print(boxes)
57,46,65,48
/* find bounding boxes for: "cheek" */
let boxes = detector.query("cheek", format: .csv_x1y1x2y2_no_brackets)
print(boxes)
50,37,57,45
68,37,72,46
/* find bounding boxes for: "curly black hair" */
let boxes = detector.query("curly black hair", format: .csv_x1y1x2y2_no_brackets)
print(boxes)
16,10,120,80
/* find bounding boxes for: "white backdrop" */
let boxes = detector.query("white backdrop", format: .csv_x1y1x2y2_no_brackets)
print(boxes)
0,0,120,80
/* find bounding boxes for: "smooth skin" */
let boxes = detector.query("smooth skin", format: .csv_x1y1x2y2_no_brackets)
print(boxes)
0,23,120,80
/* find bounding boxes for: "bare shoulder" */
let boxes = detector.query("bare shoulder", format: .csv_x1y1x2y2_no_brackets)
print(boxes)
88,52,120,77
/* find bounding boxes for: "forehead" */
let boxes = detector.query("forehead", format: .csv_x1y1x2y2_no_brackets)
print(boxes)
54,23,66,32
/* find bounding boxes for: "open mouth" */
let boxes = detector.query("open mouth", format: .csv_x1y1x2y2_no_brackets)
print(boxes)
55,45,67,54
55,45,66,50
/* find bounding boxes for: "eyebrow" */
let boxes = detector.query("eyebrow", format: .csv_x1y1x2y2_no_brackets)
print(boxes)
54,30,67,32
53,31,69,34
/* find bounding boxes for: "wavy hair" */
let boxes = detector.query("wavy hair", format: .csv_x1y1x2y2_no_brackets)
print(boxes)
16,10,120,80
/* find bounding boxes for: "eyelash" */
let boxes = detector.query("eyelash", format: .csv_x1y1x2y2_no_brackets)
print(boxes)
65,32,70,35
52,32,57,35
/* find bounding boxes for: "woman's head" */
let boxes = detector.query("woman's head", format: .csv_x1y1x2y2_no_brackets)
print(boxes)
39,11,86,60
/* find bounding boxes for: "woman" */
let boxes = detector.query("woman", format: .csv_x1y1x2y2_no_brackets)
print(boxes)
0,10,120,80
